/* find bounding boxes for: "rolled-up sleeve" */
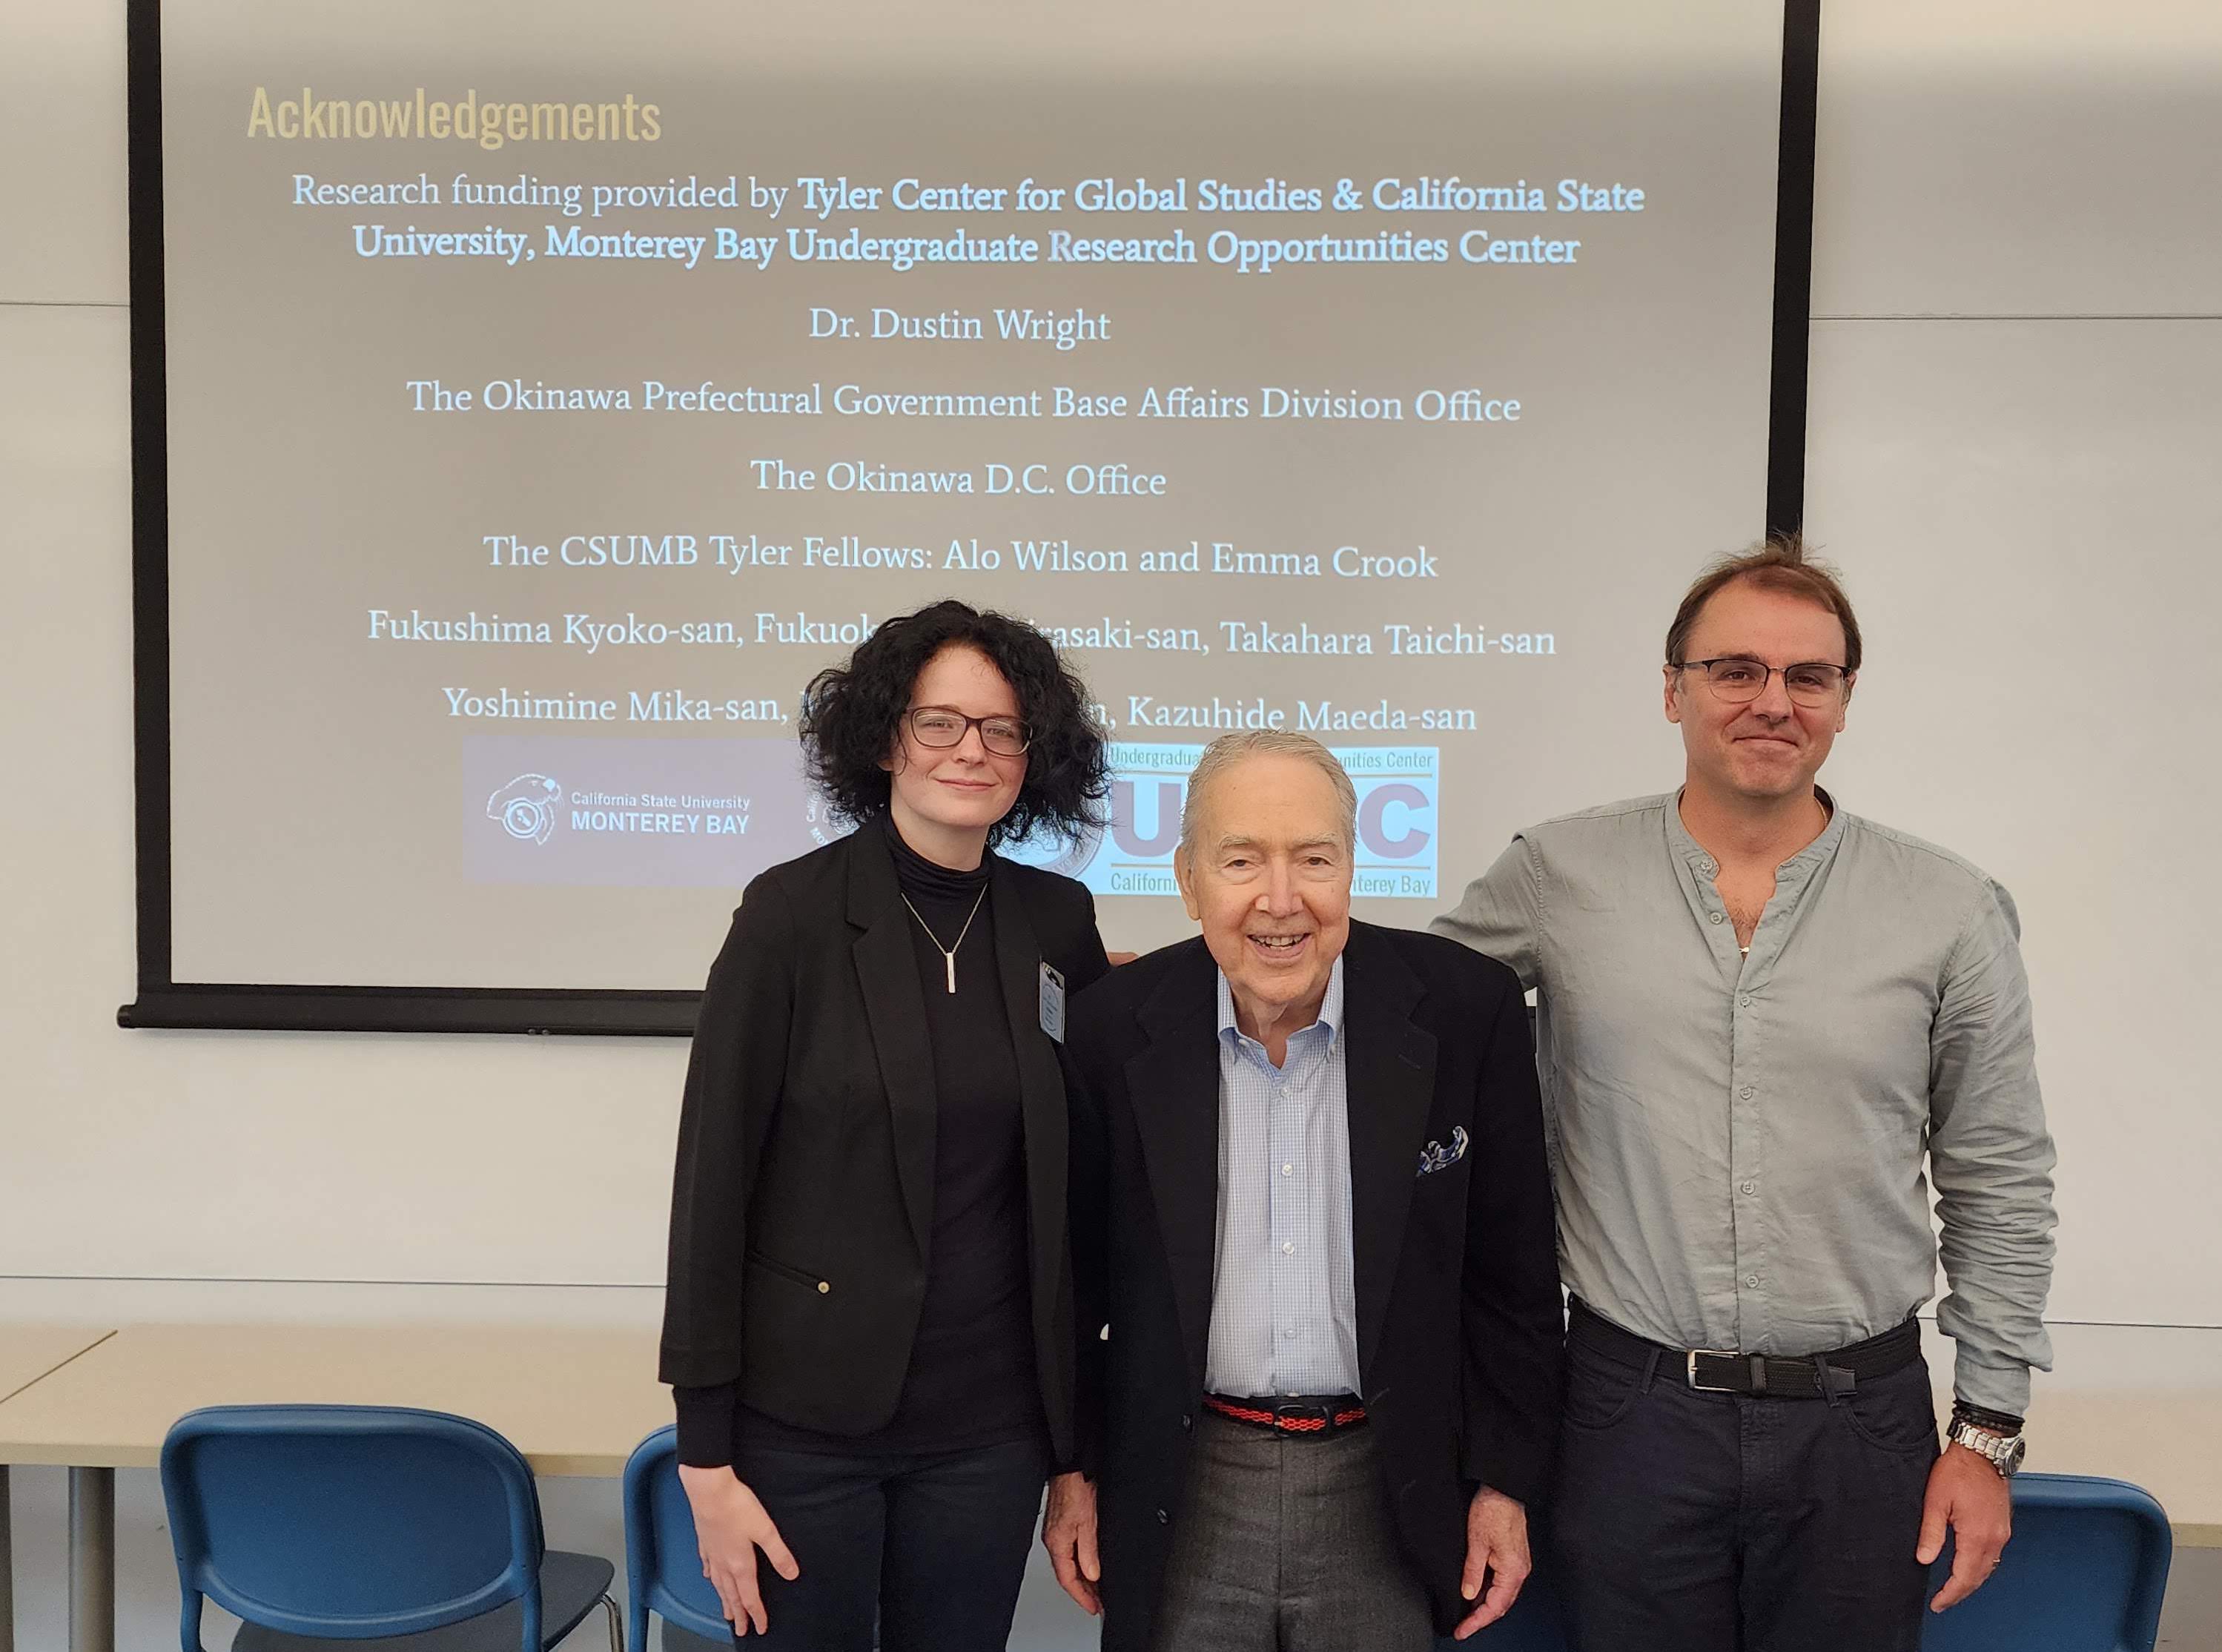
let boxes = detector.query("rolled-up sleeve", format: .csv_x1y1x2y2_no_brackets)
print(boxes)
1928,881,2057,1415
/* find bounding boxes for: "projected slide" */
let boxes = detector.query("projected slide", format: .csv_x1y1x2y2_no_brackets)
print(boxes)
158,1,1787,990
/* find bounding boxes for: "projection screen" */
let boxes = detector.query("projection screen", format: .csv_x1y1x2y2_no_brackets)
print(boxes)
125,0,1817,1031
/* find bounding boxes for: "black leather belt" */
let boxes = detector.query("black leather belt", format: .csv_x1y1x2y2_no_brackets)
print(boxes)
1568,1298,1920,1398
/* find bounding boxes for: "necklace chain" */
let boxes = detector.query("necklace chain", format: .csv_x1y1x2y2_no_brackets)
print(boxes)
899,886,988,994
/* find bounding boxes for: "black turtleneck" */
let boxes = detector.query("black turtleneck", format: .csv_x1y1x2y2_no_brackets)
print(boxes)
674,813,1045,1464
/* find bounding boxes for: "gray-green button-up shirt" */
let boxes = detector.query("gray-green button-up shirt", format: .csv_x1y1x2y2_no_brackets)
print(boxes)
1432,791,2056,1414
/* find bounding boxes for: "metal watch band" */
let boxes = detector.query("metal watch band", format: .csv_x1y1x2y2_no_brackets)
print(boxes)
1947,1416,2026,1478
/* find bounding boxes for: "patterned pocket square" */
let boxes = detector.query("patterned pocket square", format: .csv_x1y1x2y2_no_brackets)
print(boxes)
1417,1126,1469,1177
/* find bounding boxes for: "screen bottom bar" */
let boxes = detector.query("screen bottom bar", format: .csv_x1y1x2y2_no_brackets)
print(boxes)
117,987,700,1037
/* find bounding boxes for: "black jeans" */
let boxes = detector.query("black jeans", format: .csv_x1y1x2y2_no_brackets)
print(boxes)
730,1432,1052,1651
1549,1324,1939,1652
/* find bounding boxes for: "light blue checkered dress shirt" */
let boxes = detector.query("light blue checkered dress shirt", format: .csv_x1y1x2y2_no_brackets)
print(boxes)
1205,956,1362,1399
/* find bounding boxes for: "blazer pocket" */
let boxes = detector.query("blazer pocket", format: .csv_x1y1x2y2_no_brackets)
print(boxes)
1415,1124,1470,1179
747,1250,831,1295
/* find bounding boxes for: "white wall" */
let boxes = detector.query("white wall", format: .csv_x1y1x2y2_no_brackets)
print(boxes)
1799,0,2222,1327
4,4,2219,1648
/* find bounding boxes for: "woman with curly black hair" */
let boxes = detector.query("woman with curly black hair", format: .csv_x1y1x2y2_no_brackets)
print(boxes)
661,600,1113,1650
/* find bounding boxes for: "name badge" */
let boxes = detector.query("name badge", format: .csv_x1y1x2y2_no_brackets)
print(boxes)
1038,961,1067,1043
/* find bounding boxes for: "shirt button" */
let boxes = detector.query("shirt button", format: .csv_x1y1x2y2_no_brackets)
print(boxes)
1739,1086,1754,1100
1180,1414,1192,1432
1746,1275,1761,1289
1740,1180,1756,1195
1699,862,1717,876
1283,1327,1299,1340
1157,1507,1170,1524
1282,1163,1294,1177
1709,911,1725,925
1282,1241,1296,1255
1739,995,1753,1008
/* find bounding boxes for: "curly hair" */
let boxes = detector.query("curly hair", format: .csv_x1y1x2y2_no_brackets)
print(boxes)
799,601,1110,848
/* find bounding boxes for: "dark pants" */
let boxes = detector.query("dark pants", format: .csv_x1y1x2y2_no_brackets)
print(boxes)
731,1432,1051,1652
1549,1323,1938,1652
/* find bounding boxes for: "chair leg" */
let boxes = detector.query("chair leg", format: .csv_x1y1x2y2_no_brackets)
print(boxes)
598,1593,623,1652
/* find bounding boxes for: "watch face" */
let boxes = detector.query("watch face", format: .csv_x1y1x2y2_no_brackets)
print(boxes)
2002,1435,2028,1475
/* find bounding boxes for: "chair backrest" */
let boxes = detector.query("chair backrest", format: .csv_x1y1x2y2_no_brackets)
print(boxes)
161,1404,547,1651
623,1426,735,1651
1922,1473,2173,1652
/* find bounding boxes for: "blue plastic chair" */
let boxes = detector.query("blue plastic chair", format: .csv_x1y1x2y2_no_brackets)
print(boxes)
1922,1473,2172,1652
1434,1472,2174,1652
621,1427,730,1652
161,1405,620,1652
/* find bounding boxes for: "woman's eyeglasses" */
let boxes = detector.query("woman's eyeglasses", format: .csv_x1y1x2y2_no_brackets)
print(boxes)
906,708,1031,755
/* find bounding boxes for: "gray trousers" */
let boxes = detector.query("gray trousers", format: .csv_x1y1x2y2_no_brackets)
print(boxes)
1154,1413,1435,1652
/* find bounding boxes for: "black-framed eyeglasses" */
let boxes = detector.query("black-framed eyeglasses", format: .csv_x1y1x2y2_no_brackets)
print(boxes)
1674,657,1851,707
905,707,1031,756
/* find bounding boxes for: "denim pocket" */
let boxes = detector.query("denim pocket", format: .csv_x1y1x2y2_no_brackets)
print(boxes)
1831,1360,1940,1458
1562,1339,1645,1433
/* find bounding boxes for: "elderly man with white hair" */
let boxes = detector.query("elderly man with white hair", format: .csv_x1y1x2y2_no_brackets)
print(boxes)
1039,730,1563,1652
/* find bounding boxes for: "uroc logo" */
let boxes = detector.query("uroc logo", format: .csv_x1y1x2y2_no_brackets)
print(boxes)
488,773,561,845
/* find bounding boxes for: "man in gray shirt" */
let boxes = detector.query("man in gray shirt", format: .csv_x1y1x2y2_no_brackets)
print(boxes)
1433,538,2056,1652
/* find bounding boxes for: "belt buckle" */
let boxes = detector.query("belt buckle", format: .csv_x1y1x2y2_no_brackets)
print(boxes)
1686,1349,1742,1393
1272,1400,1332,1433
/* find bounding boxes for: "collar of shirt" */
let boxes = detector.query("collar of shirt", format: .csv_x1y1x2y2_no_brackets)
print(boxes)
1662,783,1848,885
1215,954,1345,1071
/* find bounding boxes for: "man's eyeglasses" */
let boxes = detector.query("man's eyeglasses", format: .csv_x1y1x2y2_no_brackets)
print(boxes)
1674,657,1851,707
906,707,1031,756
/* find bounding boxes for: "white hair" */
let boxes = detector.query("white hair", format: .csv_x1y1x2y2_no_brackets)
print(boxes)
1177,730,1358,852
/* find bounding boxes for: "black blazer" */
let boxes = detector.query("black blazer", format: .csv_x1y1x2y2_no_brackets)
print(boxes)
1065,922,1562,1648
658,822,1110,1462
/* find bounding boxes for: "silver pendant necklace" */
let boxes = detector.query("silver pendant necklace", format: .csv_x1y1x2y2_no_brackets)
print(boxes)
900,886,988,994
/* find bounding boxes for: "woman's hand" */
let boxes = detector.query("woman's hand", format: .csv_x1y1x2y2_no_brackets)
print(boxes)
677,1463,801,1636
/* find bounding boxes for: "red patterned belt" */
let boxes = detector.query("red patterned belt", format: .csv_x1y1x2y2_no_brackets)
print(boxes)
1203,1394,1368,1435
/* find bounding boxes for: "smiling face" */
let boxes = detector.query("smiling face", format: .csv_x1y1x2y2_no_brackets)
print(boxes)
1665,575,1853,807
1174,751,1352,1040
882,643,1028,862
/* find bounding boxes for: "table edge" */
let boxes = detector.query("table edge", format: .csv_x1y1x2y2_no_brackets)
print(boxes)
0,1444,631,1477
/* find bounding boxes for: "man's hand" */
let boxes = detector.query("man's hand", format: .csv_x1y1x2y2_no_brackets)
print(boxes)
676,1463,800,1636
1452,1485,1531,1639
1917,1444,2013,1612
1041,1470,1103,1614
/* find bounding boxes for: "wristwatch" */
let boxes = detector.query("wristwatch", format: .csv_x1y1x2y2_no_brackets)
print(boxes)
1946,1415,2028,1478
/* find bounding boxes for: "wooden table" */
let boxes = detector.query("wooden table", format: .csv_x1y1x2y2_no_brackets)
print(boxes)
0,1323,667,1652
1923,1319,2222,1547
0,1328,113,1410
5,1321,2217,1652
0,1328,116,1652
2017,1387,2222,1547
